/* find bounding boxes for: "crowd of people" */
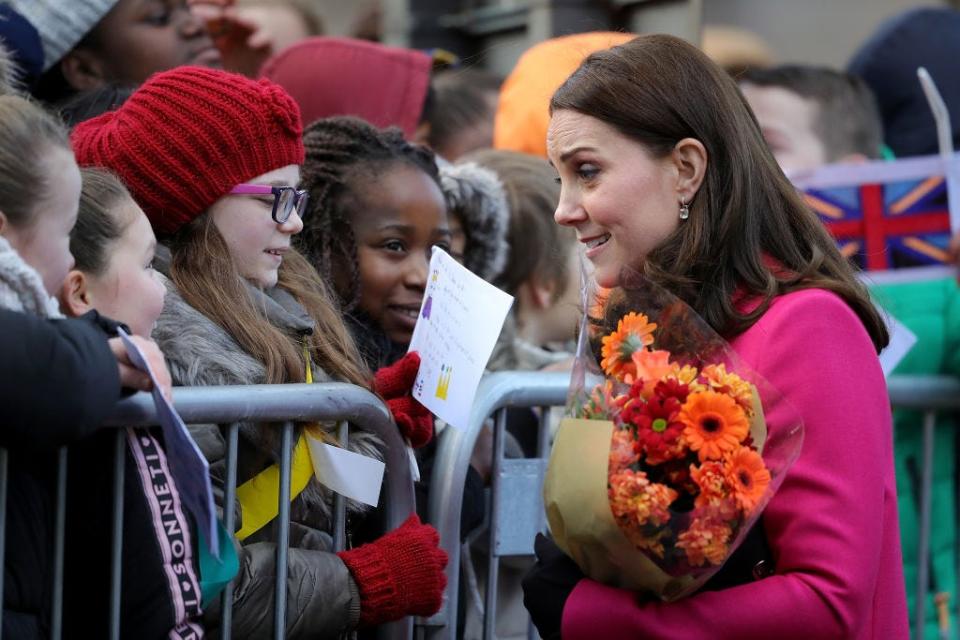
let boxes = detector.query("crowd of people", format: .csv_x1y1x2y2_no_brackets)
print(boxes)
1,1,959,638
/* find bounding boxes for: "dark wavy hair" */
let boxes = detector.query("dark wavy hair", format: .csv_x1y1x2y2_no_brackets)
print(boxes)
551,34,888,352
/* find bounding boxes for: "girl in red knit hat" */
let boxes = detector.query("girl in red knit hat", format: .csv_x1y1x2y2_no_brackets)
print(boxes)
71,65,447,638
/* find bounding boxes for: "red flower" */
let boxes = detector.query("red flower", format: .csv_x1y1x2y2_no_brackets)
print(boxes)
622,385,686,464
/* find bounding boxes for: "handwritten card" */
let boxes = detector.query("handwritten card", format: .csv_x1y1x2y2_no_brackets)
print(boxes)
118,329,219,559
408,247,514,430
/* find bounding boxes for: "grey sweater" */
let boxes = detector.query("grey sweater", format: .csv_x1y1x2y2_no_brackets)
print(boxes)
154,273,383,639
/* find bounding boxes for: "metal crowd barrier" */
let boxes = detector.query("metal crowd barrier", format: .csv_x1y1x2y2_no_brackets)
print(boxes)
422,371,569,640
422,372,960,640
0,382,416,640
888,376,960,640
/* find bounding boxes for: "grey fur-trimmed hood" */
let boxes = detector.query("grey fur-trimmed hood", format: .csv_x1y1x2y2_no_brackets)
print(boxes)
438,159,511,282
152,271,383,529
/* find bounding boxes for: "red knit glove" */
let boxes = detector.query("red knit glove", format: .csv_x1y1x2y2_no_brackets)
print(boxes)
373,352,434,448
337,514,448,627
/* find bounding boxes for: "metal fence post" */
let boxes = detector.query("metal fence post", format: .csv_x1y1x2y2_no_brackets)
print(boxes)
0,447,6,640
221,424,239,640
109,431,126,640
274,422,294,640
50,446,67,640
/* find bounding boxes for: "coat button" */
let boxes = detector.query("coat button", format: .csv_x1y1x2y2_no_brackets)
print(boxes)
752,560,774,580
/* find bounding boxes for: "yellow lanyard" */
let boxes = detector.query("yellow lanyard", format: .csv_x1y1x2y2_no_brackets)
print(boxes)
234,345,317,541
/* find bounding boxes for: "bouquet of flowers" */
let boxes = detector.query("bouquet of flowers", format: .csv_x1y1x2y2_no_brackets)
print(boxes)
543,274,804,600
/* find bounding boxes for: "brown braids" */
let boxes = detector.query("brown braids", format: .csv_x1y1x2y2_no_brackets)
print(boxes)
298,116,440,311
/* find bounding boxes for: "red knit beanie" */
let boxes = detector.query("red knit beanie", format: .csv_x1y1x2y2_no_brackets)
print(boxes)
71,66,305,235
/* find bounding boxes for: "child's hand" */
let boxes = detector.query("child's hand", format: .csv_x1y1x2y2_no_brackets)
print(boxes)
109,336,173,402
373,352,434,448
188,0,273,77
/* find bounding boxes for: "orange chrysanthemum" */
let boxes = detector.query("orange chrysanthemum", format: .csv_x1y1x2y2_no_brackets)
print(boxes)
609,428,640,473
724,446,771,515
608,469,677,529
600,313,657,382
671,365,704,390
679,391,750,461
701,364,754,414
676,517,732,566
690,461,738,521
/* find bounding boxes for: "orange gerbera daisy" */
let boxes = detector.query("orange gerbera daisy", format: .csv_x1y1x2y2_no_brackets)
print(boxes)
600,312,657,382
701,364,754,414
679,391,750,461
724,446,771,515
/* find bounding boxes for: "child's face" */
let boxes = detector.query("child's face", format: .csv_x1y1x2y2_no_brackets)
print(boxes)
352,164,451,345
210,164,303,289
739,83,828,176
85,0,221,87
80,203,165,336
1,147,81,296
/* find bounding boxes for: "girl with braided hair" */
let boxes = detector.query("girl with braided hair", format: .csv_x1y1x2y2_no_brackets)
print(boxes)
298,115,452,372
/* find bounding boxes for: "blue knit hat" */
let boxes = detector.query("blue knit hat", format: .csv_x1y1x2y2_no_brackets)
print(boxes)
848,7,960,157
0,4,44,87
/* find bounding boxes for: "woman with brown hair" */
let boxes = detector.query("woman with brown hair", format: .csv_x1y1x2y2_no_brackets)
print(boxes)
522,34,908,639
71,66,447,638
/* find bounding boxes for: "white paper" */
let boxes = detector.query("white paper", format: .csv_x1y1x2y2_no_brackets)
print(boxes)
878,313,918,378
306,437,385,507
117,329,219,558
408,247,514,430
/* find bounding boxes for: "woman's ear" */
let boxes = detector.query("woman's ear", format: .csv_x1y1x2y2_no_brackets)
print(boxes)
59,270,94,318
671,137,708,203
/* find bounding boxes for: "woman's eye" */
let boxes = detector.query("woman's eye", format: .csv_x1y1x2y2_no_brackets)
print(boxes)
576,163,599,180
382,240,405,253
433,241,452,254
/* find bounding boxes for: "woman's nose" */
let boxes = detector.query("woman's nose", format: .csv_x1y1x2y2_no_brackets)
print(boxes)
555,191,587,227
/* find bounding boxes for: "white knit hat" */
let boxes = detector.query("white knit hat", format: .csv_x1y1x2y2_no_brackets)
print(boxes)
7,0,119,72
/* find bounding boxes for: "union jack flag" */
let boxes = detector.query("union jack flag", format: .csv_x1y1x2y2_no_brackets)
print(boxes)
795,155,957,272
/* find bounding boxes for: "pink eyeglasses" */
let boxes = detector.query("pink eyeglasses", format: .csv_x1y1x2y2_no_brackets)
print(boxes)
229,184,309,224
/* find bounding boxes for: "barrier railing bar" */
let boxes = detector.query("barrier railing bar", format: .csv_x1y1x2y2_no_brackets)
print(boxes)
424,371,569,639
107,384,414,640
887,376,960,410
109,430,125,640
483,408,509,640
0,448,6,640
50,446,67,640
221,423,239,640
333,420,348,553
916,411,936,640
274,422,294,640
